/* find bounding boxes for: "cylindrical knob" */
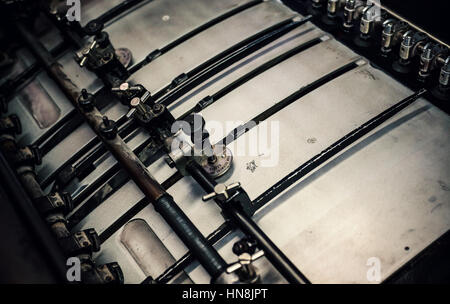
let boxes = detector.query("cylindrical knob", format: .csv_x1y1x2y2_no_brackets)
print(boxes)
327,0,338,16
419,43,434,79
183,113,208,148
360,8,374,35
381,22,394,53
343,0,355,30
0,114,21,135
78,89,95,112
439,57,450,87
99,116,118,140
399,33,414,61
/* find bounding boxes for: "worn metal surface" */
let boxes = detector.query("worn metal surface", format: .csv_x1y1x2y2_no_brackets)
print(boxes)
6,51,101,147
7,0,450,284
33,0,267,184
106,0,254,65
87,62,450,284
130,0,295,92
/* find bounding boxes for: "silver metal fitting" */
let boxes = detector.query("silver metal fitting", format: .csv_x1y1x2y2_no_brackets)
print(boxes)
343,0,356,29
327,0,338,17
202,182,241,202
399,31,414,61
226,250,265,274
381,20,394,52
439,57,450,87
419,43,434,78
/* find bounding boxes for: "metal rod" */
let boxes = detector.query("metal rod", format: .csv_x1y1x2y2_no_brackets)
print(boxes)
186,160,310,284
129,0,264,75
15,21,228,280
156,16,312,106
252,88,428,211
154,221,233,284
180,36,323,119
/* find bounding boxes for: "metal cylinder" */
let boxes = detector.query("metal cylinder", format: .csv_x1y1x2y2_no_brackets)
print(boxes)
399,35,413,61
343,0,355,29
154,194,227,279
360,15,371,35
419,44,433,78
186,161,310,284
381,23,394,51
439,58,450,87
327,0,338,16
16,20,228,281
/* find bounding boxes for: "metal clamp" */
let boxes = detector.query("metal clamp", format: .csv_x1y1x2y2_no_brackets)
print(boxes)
78,40,97,67
59,228,100,256
126,91,152,119
226,250,265,274
202,182,241,201
34,192,73,216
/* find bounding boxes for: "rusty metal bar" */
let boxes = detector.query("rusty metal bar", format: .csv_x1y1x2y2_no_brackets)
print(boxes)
15,21,229,281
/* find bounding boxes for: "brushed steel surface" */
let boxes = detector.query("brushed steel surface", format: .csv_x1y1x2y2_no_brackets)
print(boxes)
67,21,323,217
34,0,262,186
120,219,192,282
167,24,323,118
78,62,450,283
73,28,358,237
129,0,295,92
106,0,255,65
11,0,448,285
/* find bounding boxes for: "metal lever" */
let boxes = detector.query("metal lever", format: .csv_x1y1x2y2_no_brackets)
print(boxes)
111,82,143,93
79,40,97,67
126,91,151,119
202,182,241,201
226,250,265,274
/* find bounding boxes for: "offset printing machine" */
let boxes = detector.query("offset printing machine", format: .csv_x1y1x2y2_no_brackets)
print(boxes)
0,0,449,284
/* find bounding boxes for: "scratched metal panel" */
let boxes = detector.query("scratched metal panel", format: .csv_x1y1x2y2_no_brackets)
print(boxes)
72,35,358,236
72,39,364,283
205,65,450,283
77,62,450,284
65,22,323,210
167,23,323,119
129,0,296,92
252,100,450,284
6,51,102,148
33,0,258,185
106,0,254,65
22,0,447,285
